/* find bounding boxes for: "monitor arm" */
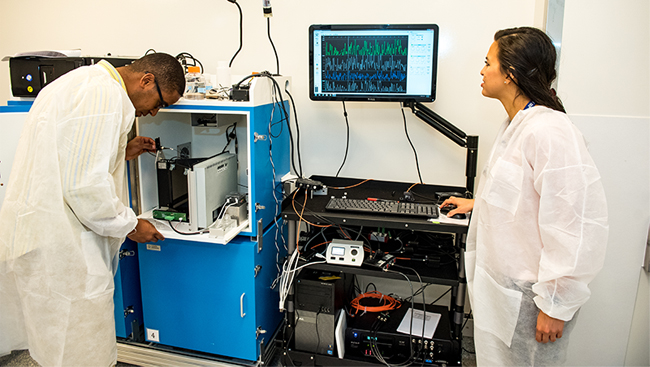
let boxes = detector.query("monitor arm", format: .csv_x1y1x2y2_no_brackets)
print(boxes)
405,101,479,195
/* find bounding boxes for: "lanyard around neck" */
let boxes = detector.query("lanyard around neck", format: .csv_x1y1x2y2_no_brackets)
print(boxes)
523,100,536,110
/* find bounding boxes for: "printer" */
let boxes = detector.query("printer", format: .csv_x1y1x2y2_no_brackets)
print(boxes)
7,54,135,97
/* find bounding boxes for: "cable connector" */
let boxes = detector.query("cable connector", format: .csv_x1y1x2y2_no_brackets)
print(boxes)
262,0,272,17
369,231,388,243
225,193,246,206
377,313,390,323
295,178,324,191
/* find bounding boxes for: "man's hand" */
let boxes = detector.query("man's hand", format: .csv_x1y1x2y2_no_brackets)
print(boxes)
536,310,565,343
126,136,156,161
127,218,165,243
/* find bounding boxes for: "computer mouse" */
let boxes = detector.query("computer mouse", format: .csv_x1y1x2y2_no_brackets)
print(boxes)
451,213,466,220
439,204,456,214
440,204,466,219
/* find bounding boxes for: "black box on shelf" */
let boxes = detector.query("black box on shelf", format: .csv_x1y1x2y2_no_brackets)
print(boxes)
345,303,459,365
9,56,135,97
294,269,351,356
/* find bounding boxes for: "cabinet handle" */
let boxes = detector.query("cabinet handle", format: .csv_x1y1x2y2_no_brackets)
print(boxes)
240,293,246,317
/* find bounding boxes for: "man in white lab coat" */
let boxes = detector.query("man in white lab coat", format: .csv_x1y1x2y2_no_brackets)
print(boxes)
0,52,184,366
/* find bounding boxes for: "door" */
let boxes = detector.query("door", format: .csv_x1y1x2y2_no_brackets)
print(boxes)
137,237,258,360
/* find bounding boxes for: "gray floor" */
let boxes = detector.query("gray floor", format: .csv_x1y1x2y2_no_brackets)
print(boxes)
0,350,38,367
0,337,476,366
0,351,137,367
0,338,477,367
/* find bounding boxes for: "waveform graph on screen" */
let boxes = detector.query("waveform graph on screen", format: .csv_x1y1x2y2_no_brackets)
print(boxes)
321,35,409,94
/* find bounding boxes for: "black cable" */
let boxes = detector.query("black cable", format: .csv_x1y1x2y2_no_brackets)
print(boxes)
229,1,244,68
167,220,203,235
410,191,438,204
356,225,365,241
315,310,321,355
336,225,372,249
352,275,363,296
401,102,423,184
283,311,298,366
268,93,286,139
283,88,303,178
236,73,301,177
290,191,333,226
370,315,389,366
403,282,433,303
336,101,350,177
380,269,417,367
317,226,329,252
462,310,472,332
221,122,238,154
175,52,203,73
429,288,451,305
267,17,280,75
299,223,327,254
390,265,426,366
276,178,295,201
461,310,475,355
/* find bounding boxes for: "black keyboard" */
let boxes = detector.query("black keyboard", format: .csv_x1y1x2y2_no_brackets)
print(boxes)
325,197,439,219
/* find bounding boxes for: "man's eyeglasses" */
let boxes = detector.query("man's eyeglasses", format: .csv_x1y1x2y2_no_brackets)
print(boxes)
146,72,168,109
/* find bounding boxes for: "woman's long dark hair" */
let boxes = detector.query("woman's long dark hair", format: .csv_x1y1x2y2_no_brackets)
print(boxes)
495,27,566,113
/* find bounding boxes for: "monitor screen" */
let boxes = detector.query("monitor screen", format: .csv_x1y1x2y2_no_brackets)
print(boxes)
309,24,439,102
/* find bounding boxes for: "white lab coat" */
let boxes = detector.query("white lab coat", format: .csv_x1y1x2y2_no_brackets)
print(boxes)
0,61,137,366
466,106,608,365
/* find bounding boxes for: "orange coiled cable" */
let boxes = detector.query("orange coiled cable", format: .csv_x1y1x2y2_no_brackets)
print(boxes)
350,291,401,315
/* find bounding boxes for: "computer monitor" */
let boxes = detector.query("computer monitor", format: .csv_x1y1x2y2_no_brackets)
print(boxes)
309,24,439,102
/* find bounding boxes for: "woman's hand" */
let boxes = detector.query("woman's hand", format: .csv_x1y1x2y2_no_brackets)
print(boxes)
536,310,565,343
440,197,474,217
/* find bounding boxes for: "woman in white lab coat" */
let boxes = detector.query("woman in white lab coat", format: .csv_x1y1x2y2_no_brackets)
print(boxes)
442,27,608,365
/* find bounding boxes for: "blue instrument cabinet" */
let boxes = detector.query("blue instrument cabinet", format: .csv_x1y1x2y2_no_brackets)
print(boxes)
113,239,144,339
125,76,292,363
137,220,286,361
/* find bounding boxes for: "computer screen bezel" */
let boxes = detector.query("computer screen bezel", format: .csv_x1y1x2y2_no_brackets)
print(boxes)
309,23,439,103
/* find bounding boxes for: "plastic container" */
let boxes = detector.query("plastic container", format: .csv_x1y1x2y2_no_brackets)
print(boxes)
216,61,231,88
184,66,206,100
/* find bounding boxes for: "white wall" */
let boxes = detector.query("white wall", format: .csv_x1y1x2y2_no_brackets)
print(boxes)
557,0,650,365
626,270,650,366
0,0,540,187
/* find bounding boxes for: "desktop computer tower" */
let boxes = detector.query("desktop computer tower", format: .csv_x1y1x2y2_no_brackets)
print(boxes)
295,310,338,356
294,269,351,356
